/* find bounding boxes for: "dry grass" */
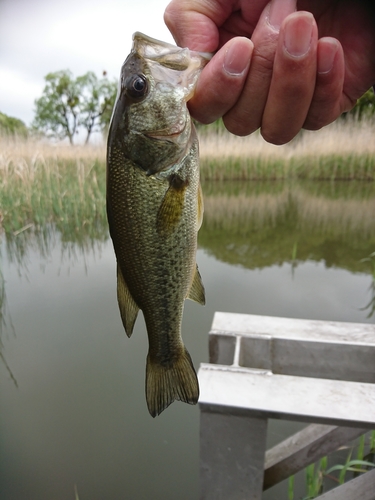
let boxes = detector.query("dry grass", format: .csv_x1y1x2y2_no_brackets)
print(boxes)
1,117,374,236
199,117,375,180
200,118,375,159
0,135,105,162
0,135,107,237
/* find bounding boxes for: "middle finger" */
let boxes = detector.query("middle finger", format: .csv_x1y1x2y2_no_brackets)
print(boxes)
223,0,297,136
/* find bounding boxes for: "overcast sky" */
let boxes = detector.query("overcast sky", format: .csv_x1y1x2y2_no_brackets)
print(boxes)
0,0,174,126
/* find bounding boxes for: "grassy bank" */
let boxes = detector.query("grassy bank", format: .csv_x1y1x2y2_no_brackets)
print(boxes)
0,137,107,238
1,118,374,236
199,117,375,180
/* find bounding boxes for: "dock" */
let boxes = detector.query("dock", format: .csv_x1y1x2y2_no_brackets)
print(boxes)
199,313,375,499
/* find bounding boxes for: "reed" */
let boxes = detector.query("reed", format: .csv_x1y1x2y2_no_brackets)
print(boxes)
0,136,107,237
199,117,375,181
1,116,374,236
288,431,375,499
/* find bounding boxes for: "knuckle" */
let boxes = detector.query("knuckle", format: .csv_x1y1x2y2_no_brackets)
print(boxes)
252,48,276,73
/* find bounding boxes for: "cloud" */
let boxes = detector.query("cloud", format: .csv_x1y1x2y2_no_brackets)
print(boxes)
0,0,174,124
0,68,43,125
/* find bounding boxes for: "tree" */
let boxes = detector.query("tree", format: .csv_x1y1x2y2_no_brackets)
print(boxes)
0,111,28,137
33,70,80,144
32,70,117,144
350,88,375,119
77,71,117,144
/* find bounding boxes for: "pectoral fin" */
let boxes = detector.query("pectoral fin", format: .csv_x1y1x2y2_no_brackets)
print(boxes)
157,174,187,236
187,264,205,305
117,264,139,337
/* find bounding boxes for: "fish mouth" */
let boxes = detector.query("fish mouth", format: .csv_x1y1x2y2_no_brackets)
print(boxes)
133,31,212,67
132,32,212,101
145,123,186,141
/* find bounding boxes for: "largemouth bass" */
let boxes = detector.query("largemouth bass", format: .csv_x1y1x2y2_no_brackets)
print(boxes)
106,32,209,417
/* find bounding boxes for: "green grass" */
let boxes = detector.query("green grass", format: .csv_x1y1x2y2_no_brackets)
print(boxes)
0,137,107,240
198,117,375,181
288,431,375,500
199,147,375,182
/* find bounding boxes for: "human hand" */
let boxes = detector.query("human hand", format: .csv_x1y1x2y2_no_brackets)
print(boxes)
164,0,375,144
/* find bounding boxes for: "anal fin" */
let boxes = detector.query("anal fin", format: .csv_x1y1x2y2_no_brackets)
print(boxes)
187,264,205,305
117,264,139,337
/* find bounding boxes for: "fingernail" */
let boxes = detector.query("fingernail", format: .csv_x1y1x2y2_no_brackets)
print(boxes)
223,40,250,76
284,12,313,57
318,39,338,74
268,0,296,31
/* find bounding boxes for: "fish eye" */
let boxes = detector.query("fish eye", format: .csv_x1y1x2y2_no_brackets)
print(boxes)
125,74,148,99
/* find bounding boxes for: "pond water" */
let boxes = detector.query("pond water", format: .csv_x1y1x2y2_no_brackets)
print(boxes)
1,180,374,499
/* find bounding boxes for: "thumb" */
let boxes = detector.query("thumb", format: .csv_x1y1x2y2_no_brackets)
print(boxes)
164,0,220,51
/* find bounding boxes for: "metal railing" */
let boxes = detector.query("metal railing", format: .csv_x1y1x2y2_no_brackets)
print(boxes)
199,313,375,500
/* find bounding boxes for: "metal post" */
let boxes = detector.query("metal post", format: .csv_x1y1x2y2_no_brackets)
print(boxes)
200,405,268,500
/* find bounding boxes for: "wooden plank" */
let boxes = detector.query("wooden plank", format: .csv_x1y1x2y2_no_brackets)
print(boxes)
315,469,375,500
198,364,375,428
263,424,368,490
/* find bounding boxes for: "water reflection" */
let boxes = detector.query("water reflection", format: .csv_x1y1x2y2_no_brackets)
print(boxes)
3,180,375,272
200,180,375,319
1,180,374,500
201,180,375,274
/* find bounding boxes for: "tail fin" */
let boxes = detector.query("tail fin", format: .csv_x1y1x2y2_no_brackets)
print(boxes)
146,348,199,417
